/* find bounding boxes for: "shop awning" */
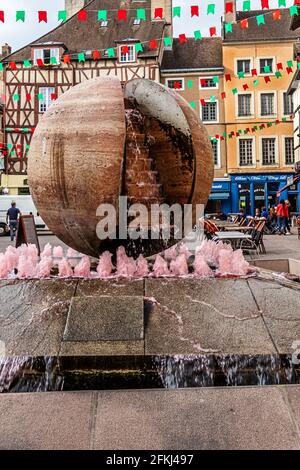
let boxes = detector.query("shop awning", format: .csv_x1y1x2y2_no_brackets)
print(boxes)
209,192,230,200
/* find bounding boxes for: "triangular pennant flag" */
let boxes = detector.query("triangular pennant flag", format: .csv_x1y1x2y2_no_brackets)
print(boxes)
16,11,25,22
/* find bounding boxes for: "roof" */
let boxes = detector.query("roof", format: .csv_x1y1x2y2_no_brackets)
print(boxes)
4,0,165,63
161,38,223,72
223,8,300,43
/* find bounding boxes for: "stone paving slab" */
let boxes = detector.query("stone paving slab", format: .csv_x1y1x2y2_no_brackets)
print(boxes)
59,340,144,356
1,386,300,450
144,278,276,355
76,278,144,297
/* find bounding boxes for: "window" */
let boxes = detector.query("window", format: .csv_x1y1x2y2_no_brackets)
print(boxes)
239,139,253,166
237,59,251,75
283,92,294,115
100,20,108,27
119,45,136,63
285,137,295,165
201,101,218,123
238,94,252,117
39,87,55,113
262,138,276,165
211,141,220,167
166,79,184,90
259,58,273,74
260,93,275,116
133,18,141,25
33,48,60,65
200,77,218,89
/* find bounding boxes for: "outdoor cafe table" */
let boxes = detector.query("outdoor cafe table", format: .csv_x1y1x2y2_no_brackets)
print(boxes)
215,231,252,249
224,226,253,232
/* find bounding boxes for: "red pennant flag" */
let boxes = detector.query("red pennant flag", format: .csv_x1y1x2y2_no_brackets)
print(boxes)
243,84,249,90
261,0,269,9
216,135,220,139
200,99,206,106
261,124,266,129
63,54,71,64
200,79,207,87
264,76,271,83
241,19,248,29
154,8,163,19
118,10,127,21
210,26,217,37
277,62,283,70
225,2,233,13
286,66,293,74
26,94,31,101
221,136,225,141
38,11,47,23
225,73,231,82
149,40,157,49
51,93,57,101
0,11,4,22
251,68,257,76
273,10,281,21
221,92,226,99
93,50,100,60
122,46,129,54
174,82,181,90
231,131,235,136
9,61,17,70
246,128,251,132
37,58,44,67
191,5,199,17
78,10,87,22
251,128,255,132
235,132,239,137
276,119,280,124
179,34,187,43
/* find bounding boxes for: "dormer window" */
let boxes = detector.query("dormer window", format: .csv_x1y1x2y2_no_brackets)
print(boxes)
119,45,136,63
100,20,108,27
33,47,60,65
133,18,141,25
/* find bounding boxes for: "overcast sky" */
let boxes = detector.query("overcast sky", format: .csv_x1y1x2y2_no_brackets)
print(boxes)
0,0,296,52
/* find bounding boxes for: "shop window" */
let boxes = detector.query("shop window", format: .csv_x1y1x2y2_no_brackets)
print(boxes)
239,139,253,166
262,138,276,165
18,187,30,195
285,137,295,165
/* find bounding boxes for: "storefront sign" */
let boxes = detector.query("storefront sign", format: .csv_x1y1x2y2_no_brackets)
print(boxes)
211,181,231,192
232,174,291,183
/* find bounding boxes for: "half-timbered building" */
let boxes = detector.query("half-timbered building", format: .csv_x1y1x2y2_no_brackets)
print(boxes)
0,0,171,194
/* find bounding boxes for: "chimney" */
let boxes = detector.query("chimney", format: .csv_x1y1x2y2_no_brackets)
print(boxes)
1,43,12,59
224,0,236,23
65,0,86,19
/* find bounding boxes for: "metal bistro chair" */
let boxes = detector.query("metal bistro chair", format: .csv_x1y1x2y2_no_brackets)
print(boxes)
240,220,266,255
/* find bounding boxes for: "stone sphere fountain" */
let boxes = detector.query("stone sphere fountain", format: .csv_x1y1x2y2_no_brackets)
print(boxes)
28,77,213,257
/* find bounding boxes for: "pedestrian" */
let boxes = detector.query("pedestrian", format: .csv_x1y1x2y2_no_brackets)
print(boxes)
6,201,21,242
285,200,292,235
276,199,289,235
255,207,261,219
261,206,269,219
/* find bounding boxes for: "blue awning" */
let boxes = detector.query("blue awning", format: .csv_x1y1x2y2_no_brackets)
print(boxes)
209,192,230,200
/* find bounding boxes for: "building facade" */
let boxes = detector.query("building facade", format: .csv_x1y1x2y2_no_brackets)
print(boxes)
0,44,12,181
161,38,231,214
223,5,300,214
0,0,169,195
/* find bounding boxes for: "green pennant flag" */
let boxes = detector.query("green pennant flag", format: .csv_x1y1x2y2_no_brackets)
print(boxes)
58,10,67,22
164,36,172,47
238,130,243,134
23,60,31,68
254,126,258,130
287,60,293,68
212,76,219,84
78,52,85,62
283,117,287,122
225,22,233,33
238,71,245,79
173,6,181,18
278,0,286,6
243,0,251,11
232,88,238,95
228,134,232,139
98,10,107,21
264,65,271,73
187,79,193,89
256,14,265,25
13,94,19,101
135,43,143,52
207,4,215,15
107,48,115,58
223,132,227,138
38,93,44,101
189,101,196,109
0,63,3,71
290,5,298,16
275,71,282,78
210,95,216,102
297,62,300,70
7,143,13,149
194,30,202,40
50,57,57,65
137,8,146,20
16,11,25,22
25,144,30,150
22,128,29,133
253,79,259,87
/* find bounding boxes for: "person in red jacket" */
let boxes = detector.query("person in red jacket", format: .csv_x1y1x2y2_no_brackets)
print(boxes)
276,200,289,235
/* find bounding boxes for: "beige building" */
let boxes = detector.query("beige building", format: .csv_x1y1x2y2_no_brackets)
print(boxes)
223,3,300,214
161,38,231,214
